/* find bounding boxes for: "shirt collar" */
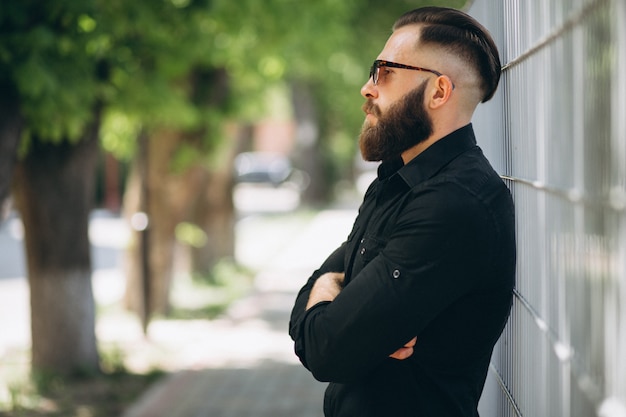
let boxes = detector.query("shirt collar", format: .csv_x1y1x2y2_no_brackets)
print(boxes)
377,156,404,181
385,123,477,187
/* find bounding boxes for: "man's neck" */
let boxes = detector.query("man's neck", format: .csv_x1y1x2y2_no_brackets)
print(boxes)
401,121,471,164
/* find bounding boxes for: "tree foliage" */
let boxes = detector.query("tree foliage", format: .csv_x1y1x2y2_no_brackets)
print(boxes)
2,0,465,163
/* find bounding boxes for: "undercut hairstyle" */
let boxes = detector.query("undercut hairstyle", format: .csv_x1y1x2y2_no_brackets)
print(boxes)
393,7,501,103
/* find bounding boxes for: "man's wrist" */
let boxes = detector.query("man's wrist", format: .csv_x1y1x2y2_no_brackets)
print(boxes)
306,272,345,310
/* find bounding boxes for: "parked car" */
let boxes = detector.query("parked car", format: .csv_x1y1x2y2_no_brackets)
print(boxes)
233,152,304,213
233,152,293,186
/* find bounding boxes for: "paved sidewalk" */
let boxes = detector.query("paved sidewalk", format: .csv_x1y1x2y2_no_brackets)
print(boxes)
121,208,357,417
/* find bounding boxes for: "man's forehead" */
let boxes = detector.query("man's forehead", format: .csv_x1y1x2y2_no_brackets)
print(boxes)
379,25,425,61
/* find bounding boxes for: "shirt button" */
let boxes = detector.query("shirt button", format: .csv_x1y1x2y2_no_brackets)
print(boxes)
392,269,401,279
360,248,366,255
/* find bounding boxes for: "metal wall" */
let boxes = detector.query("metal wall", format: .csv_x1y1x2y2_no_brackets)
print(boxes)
466,0,626,416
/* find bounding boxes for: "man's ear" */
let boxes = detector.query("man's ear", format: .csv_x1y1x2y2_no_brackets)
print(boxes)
428,76,454,109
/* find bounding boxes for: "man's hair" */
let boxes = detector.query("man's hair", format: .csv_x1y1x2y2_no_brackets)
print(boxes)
393,7,501,103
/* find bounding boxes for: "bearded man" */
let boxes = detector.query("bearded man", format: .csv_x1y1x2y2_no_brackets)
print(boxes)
289,6,516,417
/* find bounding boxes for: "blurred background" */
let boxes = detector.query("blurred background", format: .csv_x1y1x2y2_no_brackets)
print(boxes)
1,0,468,415
1,0,625,416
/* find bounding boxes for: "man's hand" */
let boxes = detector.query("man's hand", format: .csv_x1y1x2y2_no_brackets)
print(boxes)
306,272,345,310
389,336,417,360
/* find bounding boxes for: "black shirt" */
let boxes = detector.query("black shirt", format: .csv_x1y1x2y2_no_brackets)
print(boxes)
289,124,516,417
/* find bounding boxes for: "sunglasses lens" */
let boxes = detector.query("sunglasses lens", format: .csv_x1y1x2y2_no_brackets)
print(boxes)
370,62,378,85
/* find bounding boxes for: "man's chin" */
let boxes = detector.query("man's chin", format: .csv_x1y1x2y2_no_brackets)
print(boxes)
359,142,384,162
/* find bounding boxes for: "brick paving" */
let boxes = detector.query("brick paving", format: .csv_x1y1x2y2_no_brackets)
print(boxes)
123,363,326,417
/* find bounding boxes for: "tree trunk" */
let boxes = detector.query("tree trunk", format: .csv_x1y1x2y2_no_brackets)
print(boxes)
189,174,235,275
187,70,239,274
124,130,199,320
0,80,23,218
291,80,330,205
124,128,241,321
188,127,247,275
13,111,101,375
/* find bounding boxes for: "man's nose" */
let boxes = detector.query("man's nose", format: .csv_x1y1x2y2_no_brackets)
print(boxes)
361,78,378,99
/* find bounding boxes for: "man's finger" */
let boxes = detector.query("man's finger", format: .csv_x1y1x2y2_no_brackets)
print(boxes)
389,336,418,360
406,336,417,347
389,346,414,360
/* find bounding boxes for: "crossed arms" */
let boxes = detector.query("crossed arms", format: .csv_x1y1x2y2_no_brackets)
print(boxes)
306,271,417,361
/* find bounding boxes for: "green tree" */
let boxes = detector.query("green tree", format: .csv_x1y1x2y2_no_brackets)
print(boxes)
3,0,107,374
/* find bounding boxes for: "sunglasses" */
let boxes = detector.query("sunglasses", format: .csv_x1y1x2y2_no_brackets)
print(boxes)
369,59,455,89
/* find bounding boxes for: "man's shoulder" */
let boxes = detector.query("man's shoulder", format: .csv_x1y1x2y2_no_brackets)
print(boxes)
439,146,507,194
403,150,512,222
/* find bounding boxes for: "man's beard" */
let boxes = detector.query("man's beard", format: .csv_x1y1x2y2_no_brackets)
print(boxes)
359,81,433,162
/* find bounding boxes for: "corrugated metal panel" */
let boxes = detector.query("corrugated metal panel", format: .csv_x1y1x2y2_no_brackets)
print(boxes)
468,0,626,416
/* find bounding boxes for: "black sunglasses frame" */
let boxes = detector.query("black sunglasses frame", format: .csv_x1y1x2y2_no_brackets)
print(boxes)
369,59,455,89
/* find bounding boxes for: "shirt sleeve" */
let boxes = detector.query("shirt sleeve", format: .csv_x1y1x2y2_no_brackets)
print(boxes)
292,184,495,383
289,242,347,345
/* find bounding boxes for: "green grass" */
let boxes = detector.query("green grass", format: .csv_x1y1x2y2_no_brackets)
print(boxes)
168,259,254,320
